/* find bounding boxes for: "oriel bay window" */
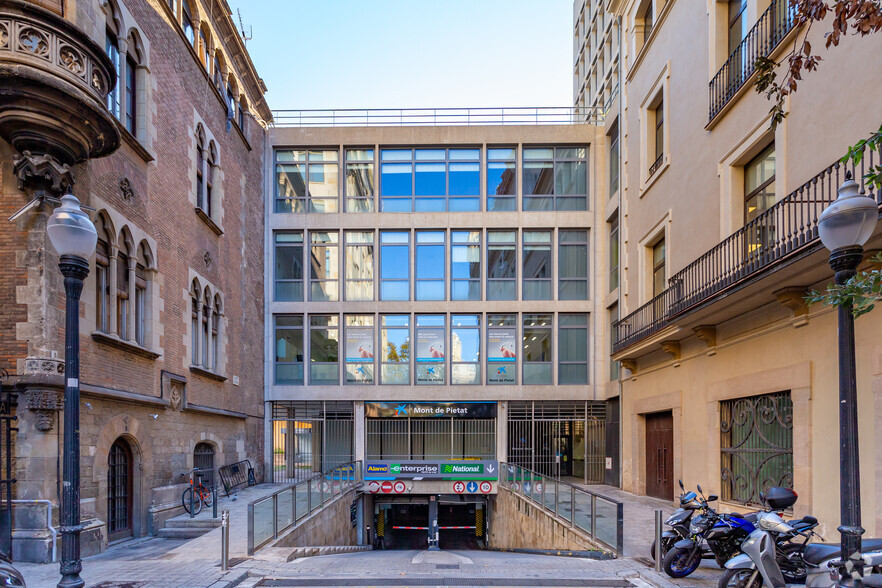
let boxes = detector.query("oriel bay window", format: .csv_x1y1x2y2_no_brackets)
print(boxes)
345,231,374,301
486,147,516,211
416,231,445,301
558,314,588,384
451,315,480,385
522,147,588,211
345,149,375,212
487,314,516,385
381,315,410,384
523,231,552,300
275,150,340,213
344,315,374,384
380,231,409,301
523,314,552,385
274,232,304,301
416,315,446,385
310,231,339,302
487,231,516,301
309,315,339,385
559,230,589,300
451,231,480,301
275,315,304,385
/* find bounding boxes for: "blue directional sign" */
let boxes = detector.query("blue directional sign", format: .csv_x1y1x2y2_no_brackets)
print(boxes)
466,481,478,493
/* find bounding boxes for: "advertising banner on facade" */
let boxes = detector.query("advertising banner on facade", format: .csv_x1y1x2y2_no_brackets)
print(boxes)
487,327,516,384
364,401,497,419
364,459,499,481
345,328,374,362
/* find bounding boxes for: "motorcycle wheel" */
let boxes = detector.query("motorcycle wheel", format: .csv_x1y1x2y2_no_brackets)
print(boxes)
778,542,807,584
649,537,674,561
663,546,701,578
718,568,762,588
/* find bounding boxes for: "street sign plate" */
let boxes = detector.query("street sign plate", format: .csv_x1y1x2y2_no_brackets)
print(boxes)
393,481,406,493
452,481,465,493
380,481,393,493
479,481,492,493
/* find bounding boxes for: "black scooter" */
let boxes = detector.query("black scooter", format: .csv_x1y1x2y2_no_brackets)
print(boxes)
650,479,703,561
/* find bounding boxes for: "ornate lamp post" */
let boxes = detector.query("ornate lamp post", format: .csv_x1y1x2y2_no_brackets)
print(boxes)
46,195,97,588
817,171,879,582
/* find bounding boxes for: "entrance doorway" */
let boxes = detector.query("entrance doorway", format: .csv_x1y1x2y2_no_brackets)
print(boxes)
375,495,486,550
107,438,133,542
645,411,674,500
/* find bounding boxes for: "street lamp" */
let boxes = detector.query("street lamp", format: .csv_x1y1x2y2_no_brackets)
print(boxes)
817,171,879,582
46,194,96,588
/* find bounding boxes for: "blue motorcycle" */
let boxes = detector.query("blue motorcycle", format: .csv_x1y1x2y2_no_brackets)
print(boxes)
663,485,758,578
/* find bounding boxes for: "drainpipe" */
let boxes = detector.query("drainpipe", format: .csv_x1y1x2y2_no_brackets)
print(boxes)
616,12,625,491
12,499,57,562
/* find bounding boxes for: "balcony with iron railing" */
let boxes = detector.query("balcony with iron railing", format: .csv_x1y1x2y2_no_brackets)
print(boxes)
270,106,604,127
708,0,797,123
613,147,882,355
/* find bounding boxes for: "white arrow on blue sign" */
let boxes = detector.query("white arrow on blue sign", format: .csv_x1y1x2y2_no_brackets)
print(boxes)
466,481,478,493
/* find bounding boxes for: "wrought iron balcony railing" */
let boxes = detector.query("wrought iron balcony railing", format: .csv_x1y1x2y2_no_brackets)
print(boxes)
648,153,664,177
613,148,881,353
708,0,797,123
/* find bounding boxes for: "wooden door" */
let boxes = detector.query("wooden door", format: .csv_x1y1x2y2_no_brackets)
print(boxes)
645,411,674,500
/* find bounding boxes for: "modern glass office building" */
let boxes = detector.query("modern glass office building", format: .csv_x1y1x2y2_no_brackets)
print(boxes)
263,120,615,506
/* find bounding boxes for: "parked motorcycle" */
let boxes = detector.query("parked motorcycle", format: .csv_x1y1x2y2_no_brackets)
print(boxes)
650,479,703,561
663,484,759,578
0,553,25,587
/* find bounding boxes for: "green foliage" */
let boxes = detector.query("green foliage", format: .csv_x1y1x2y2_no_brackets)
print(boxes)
806,253,882,317
840,124,882,189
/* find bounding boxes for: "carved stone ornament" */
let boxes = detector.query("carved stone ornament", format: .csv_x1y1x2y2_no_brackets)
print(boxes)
660,340,681,365
119,177,135,201
0,21,9,48
620,359,637,374
13,151,74,194
17,27,49,58
24,357,65,376
59,44,85,77
203,251,212,269
168,381,184,411
25,389,63,432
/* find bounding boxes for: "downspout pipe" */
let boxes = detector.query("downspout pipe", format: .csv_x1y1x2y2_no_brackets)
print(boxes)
11,499,57,562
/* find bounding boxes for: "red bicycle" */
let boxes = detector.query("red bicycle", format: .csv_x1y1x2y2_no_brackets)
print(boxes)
182,467,214,514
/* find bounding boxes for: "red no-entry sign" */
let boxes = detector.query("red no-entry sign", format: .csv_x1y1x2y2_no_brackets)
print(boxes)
381,481,393,493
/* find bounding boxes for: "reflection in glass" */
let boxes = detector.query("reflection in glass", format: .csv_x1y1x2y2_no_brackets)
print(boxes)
345,231,373,301
488,231,516,301
451,231,480,301
275,315,303,384
381,315,410,384
346,148,374,212
380,231,409,301
309,315,339,385
523,231,552,300
310,232,339,301
275,232,303,301
416,232,445,301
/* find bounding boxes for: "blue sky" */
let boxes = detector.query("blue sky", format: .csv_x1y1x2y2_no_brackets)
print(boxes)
227,0,574,111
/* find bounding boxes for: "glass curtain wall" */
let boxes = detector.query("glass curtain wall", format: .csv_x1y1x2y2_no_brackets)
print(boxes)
487,231,516,301
345,231,374,301
416,231,445,300
451,231,481,300
380,231,409,300
523,314,552,385
381,315,410,384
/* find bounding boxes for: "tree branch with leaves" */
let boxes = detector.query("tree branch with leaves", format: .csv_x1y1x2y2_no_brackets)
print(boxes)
806,252,882,317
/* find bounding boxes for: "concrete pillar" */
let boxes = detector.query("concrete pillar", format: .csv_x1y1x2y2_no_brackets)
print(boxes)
354,401,365,462
496,401,507,462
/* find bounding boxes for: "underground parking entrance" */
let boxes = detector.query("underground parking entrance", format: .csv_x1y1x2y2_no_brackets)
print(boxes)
374,494,488,550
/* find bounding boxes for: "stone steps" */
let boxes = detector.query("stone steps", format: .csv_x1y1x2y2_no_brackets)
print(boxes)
157,516,222,539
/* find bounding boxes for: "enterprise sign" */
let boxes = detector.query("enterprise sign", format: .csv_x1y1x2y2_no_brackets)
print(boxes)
365,460,498,481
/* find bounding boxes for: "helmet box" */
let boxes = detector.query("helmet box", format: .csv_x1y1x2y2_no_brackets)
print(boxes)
764,487,798,510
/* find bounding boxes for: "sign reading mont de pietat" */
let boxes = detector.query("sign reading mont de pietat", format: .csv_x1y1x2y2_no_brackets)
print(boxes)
364,401,497,419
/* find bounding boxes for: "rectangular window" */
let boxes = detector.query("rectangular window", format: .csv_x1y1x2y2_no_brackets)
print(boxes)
523,314,552,385
96,241,110,332
486,147,516,211
451,315,480,385
274,232,303,301
652,239,665,298
309,231,339,302
447,148,480,212
416,315,446,385
745,144,776,254
609,304,619,381
416,231,445,301
309,315,339,385
487,231,516,301
105,31,120,119
608,124,620,195
609,218,619,292
345,231,374,301
134,266,146,346
523,147,588,211
558,314,588,384
381,315,410,384
125,55,136,134
380,149,413,212
523,231,552,300
344,315,374,384
559,230,589,300
345,149,375,212
275,315,304,385
487,314,516,385
451,231,481,301
274,150,339,213
191,297,199,365
651,100,664,174
721,391,793,505
380,231,410,301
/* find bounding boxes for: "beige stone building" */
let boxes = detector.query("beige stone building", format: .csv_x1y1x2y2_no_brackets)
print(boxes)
0,0,270,561
580,0,882,539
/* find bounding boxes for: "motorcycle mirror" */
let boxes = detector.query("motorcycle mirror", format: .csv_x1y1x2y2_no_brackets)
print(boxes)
759,491,765,503
697,484,703,494
708,495,718,502
679,479,684,490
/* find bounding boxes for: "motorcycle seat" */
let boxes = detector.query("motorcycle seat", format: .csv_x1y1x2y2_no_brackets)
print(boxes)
803,544,841,565
862,539,882,552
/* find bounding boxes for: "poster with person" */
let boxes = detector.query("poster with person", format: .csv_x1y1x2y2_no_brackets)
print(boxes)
488,327,516,384
416,328,445,384
345,328,373,384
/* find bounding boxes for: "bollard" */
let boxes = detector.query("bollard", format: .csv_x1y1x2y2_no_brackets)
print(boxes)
654,509,663,573
221,510,230,571
212,480,218,519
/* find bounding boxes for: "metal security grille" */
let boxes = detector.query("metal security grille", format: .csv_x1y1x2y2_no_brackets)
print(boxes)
721,391,793,505
0,377,17,557
193,442,216,488
508,401,606,483
107,440,132,541
271,401,354,483
366,418,495,460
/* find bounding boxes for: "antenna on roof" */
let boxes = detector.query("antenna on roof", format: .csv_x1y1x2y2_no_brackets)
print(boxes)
237,9,252,44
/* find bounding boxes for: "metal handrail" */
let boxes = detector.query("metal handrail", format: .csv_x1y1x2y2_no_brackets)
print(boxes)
498,462,624,556
613,147,881,353
270,106,604,127
247,460,362,554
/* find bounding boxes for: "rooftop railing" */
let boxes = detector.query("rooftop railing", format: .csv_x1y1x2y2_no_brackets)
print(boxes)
499,462,623,556
708,0,797,123
271,107,603,127
613,147,881,353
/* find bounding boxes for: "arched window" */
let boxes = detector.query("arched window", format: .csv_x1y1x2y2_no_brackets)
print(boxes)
212,294,222,370
105,3,121,119
196,126,206,210
238,94,248,129
226,76,237,119
213,51,224,92
202,289,211,368
94,214,114,333
108,438,133,542
206,141,216,218
182,0,195,44
117,234,132,340
199,25,210,69
135,242,151,346
191,279,201,365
